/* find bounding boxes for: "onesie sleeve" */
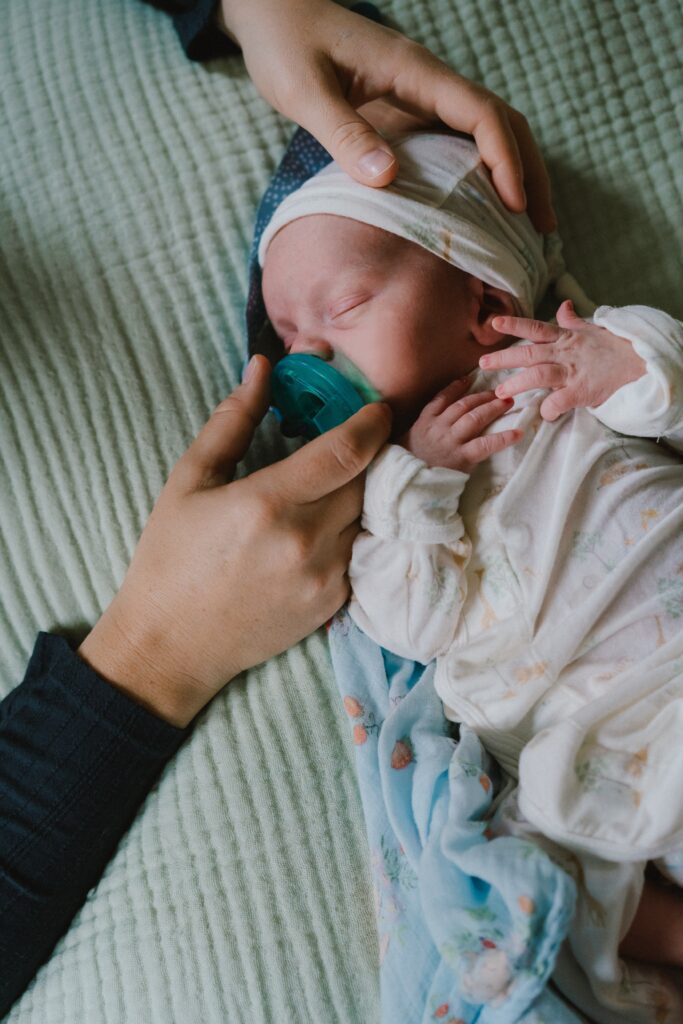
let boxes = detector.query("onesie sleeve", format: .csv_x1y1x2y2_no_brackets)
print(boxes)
588,305,683,452
0,632,191,1018
348,444,471,664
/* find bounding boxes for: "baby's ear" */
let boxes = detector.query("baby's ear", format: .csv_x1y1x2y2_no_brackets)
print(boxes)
474,283,518,347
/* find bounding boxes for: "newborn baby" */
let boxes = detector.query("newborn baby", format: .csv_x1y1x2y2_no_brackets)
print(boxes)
259,132,683,1022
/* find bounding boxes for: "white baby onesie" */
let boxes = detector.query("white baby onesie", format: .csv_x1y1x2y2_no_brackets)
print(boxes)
349,303,683,863
349,303,683,1021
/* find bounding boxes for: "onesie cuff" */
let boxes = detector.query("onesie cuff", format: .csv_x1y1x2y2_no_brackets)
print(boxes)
1,632,191,752
590,305,683,437
363,443,469,544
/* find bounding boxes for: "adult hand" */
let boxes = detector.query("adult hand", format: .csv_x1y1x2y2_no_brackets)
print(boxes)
219,0,556,232
78,355,391,726
480,300,647,421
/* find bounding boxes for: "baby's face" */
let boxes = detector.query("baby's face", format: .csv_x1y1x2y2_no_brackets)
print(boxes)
262,215,514,431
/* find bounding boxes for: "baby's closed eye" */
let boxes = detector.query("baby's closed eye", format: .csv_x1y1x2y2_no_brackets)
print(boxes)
327,293,372,322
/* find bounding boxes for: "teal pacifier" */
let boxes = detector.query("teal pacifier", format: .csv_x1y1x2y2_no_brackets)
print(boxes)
271,352,381,439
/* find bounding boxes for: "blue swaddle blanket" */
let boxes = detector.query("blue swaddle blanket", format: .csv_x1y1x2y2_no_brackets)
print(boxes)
327,612,580,1024
245,11,581,1017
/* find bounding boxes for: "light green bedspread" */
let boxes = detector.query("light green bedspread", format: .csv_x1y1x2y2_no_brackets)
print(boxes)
1,1,682,1020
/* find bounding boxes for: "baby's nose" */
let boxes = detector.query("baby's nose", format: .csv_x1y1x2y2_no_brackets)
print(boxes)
288,335,333,360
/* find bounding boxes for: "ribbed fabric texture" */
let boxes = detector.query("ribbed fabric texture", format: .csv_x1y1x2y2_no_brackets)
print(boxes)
1,0,683,1021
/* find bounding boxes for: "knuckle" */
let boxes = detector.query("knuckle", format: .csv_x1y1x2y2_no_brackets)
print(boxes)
482,94,507,120
282,527,314,570
508,106,529,129
453,395,474,414
329,433,366,478
468,435,492,460
466,409,485,431
213,393,259,430
398,37,423,58
329,118,376,152
529,367,548,388
398,38,433,69
247,492,280,533
271,71,301,110
304,568,331,604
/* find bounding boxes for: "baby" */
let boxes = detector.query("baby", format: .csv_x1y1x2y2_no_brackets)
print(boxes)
259,130,683,1020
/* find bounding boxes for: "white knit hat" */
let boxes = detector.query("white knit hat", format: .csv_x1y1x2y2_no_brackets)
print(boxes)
259,131,573,317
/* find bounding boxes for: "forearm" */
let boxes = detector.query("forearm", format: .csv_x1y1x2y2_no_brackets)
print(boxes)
0,634,189,1017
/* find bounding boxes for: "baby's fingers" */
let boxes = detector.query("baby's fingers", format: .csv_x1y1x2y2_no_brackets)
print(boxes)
490,316,560,344
481,341,558,373
539,387,580,422
460,428,523,469
495,363,567,399
450,394,514,437
555,299,586,331
425,376,472,416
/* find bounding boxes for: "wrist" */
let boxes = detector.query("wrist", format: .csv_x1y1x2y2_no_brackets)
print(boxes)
78,596,220,728
218,0,326,46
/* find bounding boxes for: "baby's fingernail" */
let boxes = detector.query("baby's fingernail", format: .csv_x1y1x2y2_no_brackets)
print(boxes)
479,356,491,367
356,148,396,179
503,396,514,404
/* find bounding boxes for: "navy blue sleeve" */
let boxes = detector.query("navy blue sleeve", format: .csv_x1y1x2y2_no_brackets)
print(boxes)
143,0,238,61
0,632,191,1018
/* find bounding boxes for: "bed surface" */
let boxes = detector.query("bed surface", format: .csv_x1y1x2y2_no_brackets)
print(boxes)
1,1,682,1020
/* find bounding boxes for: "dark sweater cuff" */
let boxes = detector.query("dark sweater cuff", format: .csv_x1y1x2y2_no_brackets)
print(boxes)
3,631,190,750
173,0,238,61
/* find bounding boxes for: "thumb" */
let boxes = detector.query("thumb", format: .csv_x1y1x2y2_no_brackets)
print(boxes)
301,69,397,187
556,299,585,330
267,401,393,504
174,355,272,492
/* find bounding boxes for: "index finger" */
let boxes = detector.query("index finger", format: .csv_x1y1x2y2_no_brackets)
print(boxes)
271,402,392,504
393,56,555,231
470,101,555,232
490,316,561,342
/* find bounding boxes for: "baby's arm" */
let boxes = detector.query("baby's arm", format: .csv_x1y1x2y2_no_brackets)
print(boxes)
481,300,683,450
349,381,522,663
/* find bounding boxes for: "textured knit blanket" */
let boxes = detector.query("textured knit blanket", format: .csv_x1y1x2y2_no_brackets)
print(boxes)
1,1,683,1022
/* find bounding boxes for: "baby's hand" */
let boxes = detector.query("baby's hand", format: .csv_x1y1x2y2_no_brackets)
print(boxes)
480,299,646,421
400,378,523,472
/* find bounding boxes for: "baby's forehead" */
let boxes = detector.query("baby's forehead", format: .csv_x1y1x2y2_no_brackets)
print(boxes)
262,216,406,301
